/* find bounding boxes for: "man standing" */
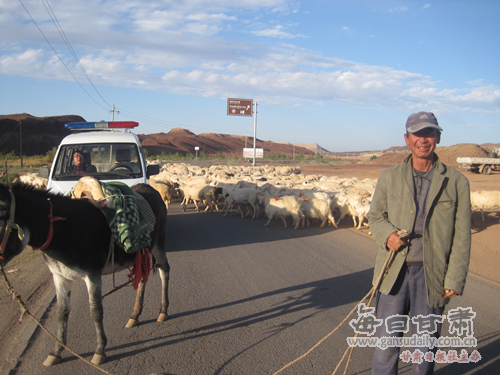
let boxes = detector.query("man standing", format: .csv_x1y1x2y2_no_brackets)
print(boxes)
367,112,471,374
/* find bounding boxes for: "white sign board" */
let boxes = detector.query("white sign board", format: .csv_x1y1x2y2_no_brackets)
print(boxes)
243,148,264,158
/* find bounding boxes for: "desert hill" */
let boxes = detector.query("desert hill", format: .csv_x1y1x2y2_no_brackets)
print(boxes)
137,127,316,157
294,143,331,154
371,143,500,165
0,113,84,156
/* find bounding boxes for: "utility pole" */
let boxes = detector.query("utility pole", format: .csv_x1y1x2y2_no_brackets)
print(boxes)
252,102,258,166
293,140,295,161
109,105,120,121
19,120,23,167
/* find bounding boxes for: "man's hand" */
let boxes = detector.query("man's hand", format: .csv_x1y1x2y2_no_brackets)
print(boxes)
386,231,406,252
444,289,457,298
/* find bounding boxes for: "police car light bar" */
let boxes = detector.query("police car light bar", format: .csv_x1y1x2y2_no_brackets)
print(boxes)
65,121,139,130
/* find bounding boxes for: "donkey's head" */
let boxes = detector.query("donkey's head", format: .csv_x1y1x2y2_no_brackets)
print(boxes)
0,184,30,265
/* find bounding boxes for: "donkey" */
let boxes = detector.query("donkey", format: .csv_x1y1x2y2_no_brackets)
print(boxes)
0,182,169,366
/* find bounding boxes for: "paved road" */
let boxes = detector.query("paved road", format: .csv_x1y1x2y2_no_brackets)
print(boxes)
10,203,500,374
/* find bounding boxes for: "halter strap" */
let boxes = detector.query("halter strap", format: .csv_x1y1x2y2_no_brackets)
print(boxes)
32,200,66,251
0,190,25,259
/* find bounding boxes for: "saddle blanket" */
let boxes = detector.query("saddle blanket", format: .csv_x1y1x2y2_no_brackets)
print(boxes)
101,182,152,254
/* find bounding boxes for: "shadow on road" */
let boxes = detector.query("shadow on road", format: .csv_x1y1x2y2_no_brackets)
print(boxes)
63,269,373,367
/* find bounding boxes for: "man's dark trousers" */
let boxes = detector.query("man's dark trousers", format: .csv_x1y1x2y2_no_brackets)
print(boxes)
372,264,445,375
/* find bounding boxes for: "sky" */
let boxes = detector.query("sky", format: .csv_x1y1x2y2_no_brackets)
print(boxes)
1,0,499,152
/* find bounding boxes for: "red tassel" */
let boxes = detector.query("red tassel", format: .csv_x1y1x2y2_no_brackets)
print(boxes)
130,248,151,291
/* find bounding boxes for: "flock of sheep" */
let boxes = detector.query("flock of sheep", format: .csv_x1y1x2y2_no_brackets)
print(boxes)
150,163,376,230
18,163,500,230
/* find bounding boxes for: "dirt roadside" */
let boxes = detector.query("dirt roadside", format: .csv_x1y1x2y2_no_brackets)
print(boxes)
0,161,498,369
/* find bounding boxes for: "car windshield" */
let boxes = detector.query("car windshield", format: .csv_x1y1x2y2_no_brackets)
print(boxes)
52,143,142,180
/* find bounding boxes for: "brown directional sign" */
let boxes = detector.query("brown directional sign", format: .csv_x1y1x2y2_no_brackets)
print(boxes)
227,98,253,116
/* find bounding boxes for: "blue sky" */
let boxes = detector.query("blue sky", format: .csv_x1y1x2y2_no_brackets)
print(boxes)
1,0,499,152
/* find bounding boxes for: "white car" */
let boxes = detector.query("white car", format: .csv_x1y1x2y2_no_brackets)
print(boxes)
39,121,159,195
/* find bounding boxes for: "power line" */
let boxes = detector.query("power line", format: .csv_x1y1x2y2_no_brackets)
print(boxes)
117,108,248,135
17,0,108,111
41,0,112,108
17,0,247,137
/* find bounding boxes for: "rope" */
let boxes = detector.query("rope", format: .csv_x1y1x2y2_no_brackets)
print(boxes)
0,264,114,375
272,229,409,375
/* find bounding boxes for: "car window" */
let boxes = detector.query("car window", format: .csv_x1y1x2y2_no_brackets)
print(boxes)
53,143,142,178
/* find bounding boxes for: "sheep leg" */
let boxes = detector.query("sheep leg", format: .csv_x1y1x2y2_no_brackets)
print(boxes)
264,213,274,227
352,215,358,228
251,205,257,219
319,217,326,228
357,215,365,230
207,198,214,212
327,212,338,228
281,216,288,228
222,200,229,216
181,196,188,212
193,199,200,212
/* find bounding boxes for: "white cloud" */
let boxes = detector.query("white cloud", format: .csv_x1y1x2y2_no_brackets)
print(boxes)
388,6,408,12
251,25,304,38
1,0,499,118
422,4,431,10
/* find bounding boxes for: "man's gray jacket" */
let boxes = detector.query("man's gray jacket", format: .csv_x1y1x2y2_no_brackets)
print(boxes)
367,154,471,308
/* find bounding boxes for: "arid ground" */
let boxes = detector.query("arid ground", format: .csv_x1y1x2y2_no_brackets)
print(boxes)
0,161,498,368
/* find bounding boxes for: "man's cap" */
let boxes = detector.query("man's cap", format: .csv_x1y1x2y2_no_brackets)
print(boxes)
406,112,443,133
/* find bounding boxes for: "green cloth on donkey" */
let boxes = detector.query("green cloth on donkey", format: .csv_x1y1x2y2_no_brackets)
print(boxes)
100,182,151,254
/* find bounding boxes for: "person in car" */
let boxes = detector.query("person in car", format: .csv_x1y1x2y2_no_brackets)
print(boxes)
66,150,97,175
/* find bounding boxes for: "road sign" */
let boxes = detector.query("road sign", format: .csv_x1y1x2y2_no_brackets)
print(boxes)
243,148,263,158
227,98,253,116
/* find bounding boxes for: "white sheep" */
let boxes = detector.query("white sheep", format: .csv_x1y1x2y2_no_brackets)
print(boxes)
177,183,219,212
258,191,304,229
346,195,371,230
299,196,337,228
470,190,500,222
19,173,47,189
149,179,176,209
334,191,370,228
222,187,260,218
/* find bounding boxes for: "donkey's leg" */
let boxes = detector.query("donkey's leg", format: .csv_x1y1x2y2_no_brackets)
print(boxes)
126,280,146,328
153,250,170,322
84,274,107,365
43,273,72,366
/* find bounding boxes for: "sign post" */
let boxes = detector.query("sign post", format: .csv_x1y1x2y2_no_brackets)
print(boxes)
227,98,258,165
252,102,258,166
